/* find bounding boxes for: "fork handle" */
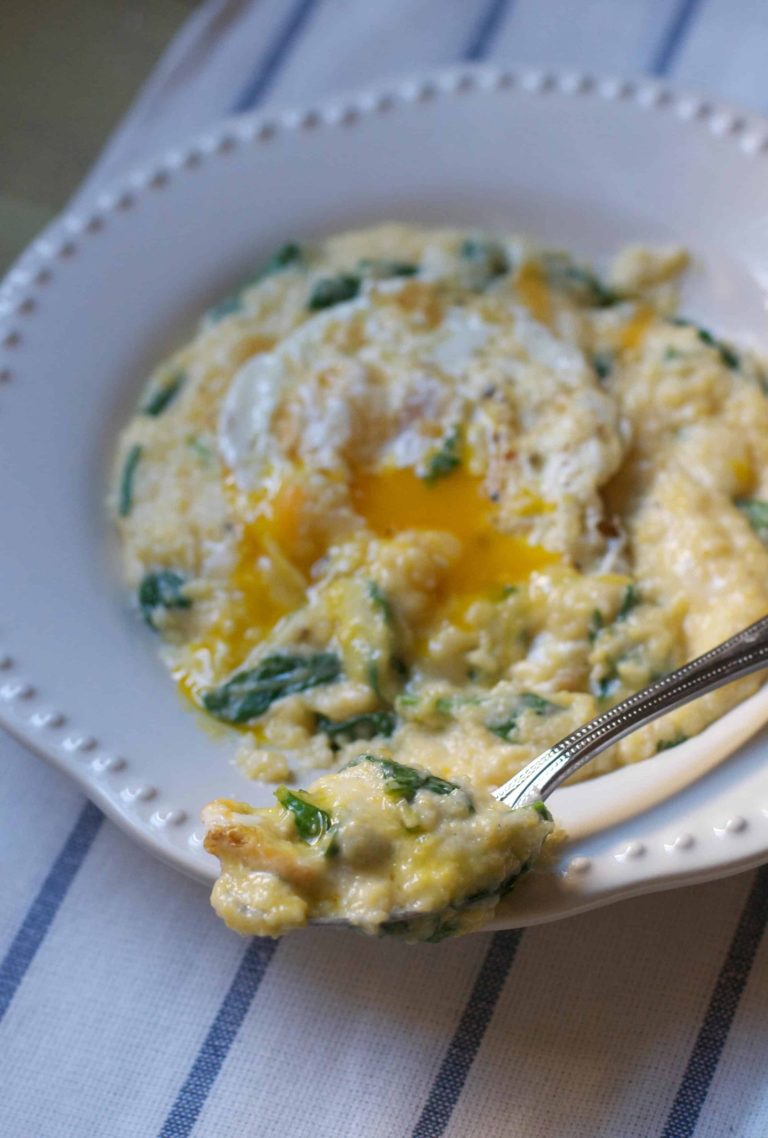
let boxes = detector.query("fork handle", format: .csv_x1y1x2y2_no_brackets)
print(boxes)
492,613,768,809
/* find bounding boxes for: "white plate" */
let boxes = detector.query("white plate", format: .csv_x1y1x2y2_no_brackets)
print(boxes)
3,65,768,930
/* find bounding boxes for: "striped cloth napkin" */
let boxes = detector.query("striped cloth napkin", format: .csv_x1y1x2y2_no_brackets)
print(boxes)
4,2,768,1135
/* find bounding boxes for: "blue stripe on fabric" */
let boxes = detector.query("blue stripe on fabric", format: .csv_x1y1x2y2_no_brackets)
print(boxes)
649,0,706,76
230,0,321,113
462,0,514,61
158,938,277,1138
411,930,524,1138
661,866,768,1138
0,799,103,1023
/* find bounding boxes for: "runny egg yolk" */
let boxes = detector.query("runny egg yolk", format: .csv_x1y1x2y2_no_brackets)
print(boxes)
351,465,557,596
178,462,557,699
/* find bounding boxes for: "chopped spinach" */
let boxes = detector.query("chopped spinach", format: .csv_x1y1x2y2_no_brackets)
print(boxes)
396,694,420,708
138,570,191,628
422,427,462,483
594,670,621,701
588,609,604,644
465,863,530,906
532,801,553,821
275,786,332,844
258,242,303,277
656,732,689,753
736,498,768,544
141,371,185,416
435,694,482,717
368,581,394,627
315,710,397,748
617,583,639,621
307,274,361,310
488,692,561,742
206,294,243,323
697,327,740,369
118,444,142,518
543,255,619,307
378,919,412,938
187,435,215,465
593,351,613,381
460,238,509,279
367,660,383,701
206,245,303,324
348,754,468,804
202,651,341,724
672,318,740,370
424,919,461,944
358,258,418,278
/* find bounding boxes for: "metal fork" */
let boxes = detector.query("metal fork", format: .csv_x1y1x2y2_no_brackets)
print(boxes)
492,612,768,810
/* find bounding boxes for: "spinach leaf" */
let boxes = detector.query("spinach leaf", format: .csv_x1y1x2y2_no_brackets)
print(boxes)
736,498,768,544
488,692,561,742
275,787,332,844
259,242,303,277
206,294,243,323
347,754,468,804
358,258,418,278
367,660,383,701
424,919,461,944
697,327,740,369
588,609,604,644
202,652,341,724
367,581,394,626
422,427,461,483
543,255,619,307
118,445,142,518
308,274,361,310
138,570,191,628
141,372,185,416
617,583,639,621
592,351,613,381
187,435,215,465
460,238,509,279
656,732,688,753
594,669,621,701
378,919,412,938
316,710,397,748
672,318,740,370
206,245,303,324
532,801,553,821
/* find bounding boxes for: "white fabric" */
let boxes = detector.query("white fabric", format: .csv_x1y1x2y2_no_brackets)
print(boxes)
4,3,768,1136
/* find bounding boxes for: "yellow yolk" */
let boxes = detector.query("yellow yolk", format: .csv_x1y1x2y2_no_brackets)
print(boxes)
515,262,552,325
351,465,557,596
178,463,557,701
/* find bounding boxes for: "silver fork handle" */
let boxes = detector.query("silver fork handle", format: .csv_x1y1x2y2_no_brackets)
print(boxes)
493,613,768,810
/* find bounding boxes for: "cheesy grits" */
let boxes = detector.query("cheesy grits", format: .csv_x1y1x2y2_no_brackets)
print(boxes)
205,762,554,941
113,223,768,938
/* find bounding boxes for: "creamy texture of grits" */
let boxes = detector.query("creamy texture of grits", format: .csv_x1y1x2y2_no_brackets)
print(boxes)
113,223,768,938
204,757,555,941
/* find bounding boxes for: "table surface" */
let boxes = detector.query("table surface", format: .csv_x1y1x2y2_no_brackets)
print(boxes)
4,3,768,1137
